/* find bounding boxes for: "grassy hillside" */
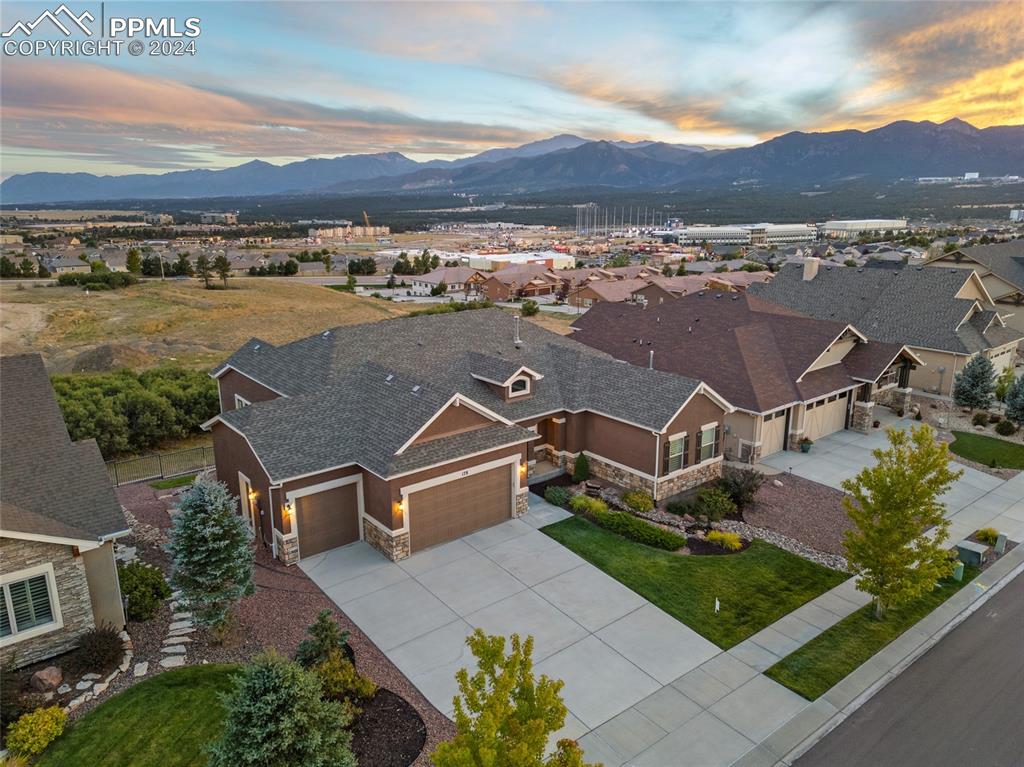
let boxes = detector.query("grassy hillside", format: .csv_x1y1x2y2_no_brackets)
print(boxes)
0,279,571,372
0,279,420,371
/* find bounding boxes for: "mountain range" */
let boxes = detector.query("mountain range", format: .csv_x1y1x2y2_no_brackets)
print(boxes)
2,119,1021,204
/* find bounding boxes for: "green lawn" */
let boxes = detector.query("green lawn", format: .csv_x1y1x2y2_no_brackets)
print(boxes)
765,565,979,700
542,517,846,649
949,431,1024,469
149,473,196,490
38,665,238,767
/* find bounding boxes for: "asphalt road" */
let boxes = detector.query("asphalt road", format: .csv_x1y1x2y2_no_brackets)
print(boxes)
796,571,1024,767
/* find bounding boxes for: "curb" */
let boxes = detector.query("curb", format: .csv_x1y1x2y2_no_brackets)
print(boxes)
748,545,1024,767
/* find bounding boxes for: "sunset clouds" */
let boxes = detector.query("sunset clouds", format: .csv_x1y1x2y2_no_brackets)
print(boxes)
0,0,1020,175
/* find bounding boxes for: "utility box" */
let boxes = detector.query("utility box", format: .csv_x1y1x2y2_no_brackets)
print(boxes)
956,540,987,567
952,561,965,582
995,533,1007,555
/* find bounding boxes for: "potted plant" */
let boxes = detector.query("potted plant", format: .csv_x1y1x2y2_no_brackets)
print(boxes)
799,437,813,453
872,419,881,428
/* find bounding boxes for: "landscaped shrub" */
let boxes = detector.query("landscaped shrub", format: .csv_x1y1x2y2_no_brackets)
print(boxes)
313,649,377,713
520,299,540,317
1,658,40,735
294,610,351,669
543,486,572,507
5,706,67,758
51,365,218,458
988,413,1002,424
568,494,607,515
76,624,123,671
590,507,687,550
209,651,355,767
995,419,1017,436
621,491,655,513
407,299,493,317
976,527,999,546
118,561,171,621
718,467,765,511
706,530,743,552
972,411,990,427
697,487,736,522
57,271,138,289
666,498,698,518
571,453,590,482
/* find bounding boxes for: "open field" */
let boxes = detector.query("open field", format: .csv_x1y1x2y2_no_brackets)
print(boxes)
0,279,569,372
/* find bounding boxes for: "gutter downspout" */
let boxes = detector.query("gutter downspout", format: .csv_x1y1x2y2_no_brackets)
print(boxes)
652,432,660,500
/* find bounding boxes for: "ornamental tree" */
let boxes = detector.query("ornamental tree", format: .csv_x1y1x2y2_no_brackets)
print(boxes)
995,364,1016,402
842,425,960,619
433,630,596,767
1005,374,1024,425
208,651,354,767
952,354,995,409
168,478,254,632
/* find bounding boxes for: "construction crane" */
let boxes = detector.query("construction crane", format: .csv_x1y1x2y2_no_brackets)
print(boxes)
362,211,371,228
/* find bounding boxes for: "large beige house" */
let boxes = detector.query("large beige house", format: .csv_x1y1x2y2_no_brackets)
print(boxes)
751,259,1022,396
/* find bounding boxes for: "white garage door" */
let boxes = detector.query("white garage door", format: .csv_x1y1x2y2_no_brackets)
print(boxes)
804,392,849,441
761,409,788,457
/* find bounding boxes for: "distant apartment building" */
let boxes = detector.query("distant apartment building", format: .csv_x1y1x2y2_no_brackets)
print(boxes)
144,213,174,225
819,219,908,238
746,223,816,245
200,212,238,225
309,227,349,239
676,223,815,246
676,226,750,245
963,172,980,181
1010,210,1024,223
349,225,390,237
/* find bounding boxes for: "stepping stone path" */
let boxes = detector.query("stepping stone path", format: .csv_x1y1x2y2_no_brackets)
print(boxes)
64,629,135,713
158,598,194,670
133,662,149,677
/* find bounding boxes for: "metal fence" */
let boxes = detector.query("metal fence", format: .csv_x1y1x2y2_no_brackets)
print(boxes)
106,445,215,486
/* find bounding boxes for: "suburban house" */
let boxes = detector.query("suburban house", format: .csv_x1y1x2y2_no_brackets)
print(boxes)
410,266,487,296
632,275,710,306
479,265,559,301
204,310,733,564
567,277,650,307
570,292,922,462
1,355,128,668
750,259,1022,395
706,270,773,292
924,240,1024,336
46,256,90,274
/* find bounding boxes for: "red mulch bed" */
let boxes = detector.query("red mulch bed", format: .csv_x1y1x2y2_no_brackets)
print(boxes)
742,473,853,556
111,482,454,766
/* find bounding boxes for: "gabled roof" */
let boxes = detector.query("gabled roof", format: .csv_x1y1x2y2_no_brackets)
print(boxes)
210,310,715,482
414,266,485,285
570,293,909,414
573,278,650,302
749,263,1023,354
943,240,1024,293
1,354,127,543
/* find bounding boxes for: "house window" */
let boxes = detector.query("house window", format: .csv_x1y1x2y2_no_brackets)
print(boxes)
663,434,689,474
699,425,719,462
509,377,531,397
1,567,59,641
234,394,251,409
877,366,899,389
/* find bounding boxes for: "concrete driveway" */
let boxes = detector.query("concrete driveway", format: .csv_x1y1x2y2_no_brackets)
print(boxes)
759,420,1024,543
299,495,721,740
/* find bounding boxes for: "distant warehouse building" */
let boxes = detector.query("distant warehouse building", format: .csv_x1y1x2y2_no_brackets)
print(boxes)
746,223,816,245
676,223,815,246
820,219,908,238
144,213,174,225
676,226,750,245
200,212,238,225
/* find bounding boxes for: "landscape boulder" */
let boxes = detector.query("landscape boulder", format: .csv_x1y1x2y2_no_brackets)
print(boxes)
30,666,62,691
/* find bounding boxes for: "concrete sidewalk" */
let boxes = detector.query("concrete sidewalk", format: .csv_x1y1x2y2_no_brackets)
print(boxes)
731,542,1024,767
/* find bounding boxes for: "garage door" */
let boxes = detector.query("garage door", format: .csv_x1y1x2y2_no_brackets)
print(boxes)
761,409,788,457
804,392,849,442
408,464,512,552
296,483,360,558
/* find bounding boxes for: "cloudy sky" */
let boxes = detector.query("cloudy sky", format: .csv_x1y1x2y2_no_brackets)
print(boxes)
1,0,1021,177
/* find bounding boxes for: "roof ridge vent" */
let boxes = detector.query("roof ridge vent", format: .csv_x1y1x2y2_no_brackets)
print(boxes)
321,330,331,337
411,385,421,395
385,374,394,384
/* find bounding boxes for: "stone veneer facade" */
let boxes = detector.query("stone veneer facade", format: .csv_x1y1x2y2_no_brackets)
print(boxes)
362,518,410,562
655,459,723,500
515,490,529,517
851,401,874,433
873,386,913,415
0,538,96,669
586,454,654,496
275,531,300,566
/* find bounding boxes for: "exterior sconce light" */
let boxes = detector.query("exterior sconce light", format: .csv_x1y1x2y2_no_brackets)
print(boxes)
393,499,406,525
282,500,294,523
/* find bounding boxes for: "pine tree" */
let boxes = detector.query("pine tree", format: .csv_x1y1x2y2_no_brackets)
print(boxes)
213,255,232,287
952,354,995,409
433,630,596,767
209,651,354,767
842,425,960,619
196,254,212,288
168,478,254,631
1005,375,1024,425
126,248,142,274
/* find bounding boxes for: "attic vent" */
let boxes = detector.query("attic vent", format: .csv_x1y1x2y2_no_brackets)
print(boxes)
411,385,421,395
322,330,331,337
715,293,722,299
253,344,261,350
698,291,705,297
385,374,394,384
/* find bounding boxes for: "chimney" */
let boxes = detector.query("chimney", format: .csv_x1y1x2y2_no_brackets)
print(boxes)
803,257,820,281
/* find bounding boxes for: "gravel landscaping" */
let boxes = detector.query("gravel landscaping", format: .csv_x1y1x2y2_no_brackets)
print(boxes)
743,473,853,557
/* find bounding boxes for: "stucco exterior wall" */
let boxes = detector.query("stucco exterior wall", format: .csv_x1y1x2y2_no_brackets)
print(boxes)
82,542,125,631
0,538,96,669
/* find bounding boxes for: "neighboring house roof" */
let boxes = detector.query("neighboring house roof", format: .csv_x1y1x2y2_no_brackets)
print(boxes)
570,292,911,414
643,275,709,295
749,263,1023,354
573,278,650,303
604,266,658,280
684,259,750,274
210,310,721,482
487,265,553,285
945,240,1024,295
707,271,773,290
0,354,127,543
414,267,485,286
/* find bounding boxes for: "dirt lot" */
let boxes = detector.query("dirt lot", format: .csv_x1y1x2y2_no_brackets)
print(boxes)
1,279,569,371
